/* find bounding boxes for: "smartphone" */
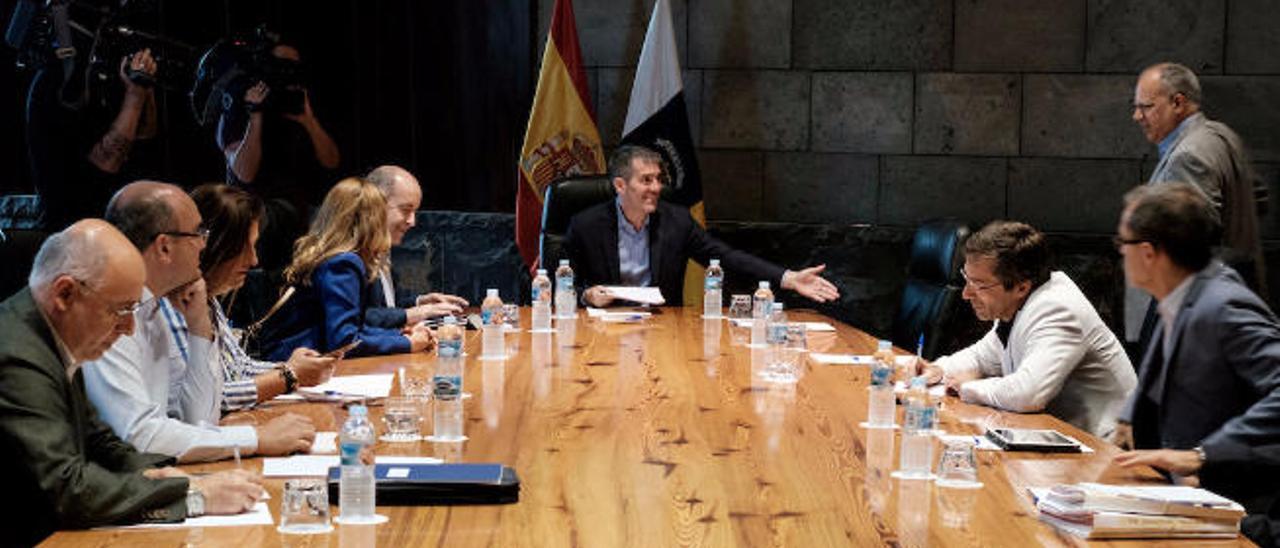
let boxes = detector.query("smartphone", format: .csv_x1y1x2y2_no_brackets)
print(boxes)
324,339,362,357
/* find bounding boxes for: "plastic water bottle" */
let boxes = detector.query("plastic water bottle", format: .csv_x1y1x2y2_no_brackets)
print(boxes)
481,289,504,358
531,270,552,331
433,317,465,441
765,302,795,381
867,340,896,427
751,281,773,346
703,259,724,318
899,376,936,478
554,260,576,319
339,405,376,521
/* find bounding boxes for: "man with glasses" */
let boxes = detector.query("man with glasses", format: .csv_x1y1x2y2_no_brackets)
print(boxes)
0,220,264,545
1111,183,1280,541
566,145,839,307
83,181,316,462
921,221,1136,437
1126,62,1268,358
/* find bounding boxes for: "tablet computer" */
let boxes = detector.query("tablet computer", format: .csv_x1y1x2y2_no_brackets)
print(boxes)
984,427,1083,453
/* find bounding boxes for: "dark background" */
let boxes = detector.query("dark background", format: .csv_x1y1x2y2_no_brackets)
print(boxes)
0,0,534,212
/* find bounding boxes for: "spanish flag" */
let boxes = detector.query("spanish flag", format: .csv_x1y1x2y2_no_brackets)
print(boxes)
621,0,704,305
516,0,604,270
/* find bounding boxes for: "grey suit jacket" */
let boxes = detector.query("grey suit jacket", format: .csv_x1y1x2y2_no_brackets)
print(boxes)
1123,263,1280,513
0,289,188,546
1148,113,1266,287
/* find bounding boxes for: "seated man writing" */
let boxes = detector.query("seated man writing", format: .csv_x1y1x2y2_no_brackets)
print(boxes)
565,145,839,307
922,221,1137,438
0,220,262,545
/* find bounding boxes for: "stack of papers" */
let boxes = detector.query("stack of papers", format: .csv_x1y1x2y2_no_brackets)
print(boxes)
1029,484,1244,539
585,308,653,322
275,374,394,402
809,353,875,365
599,286,665,305
116,502,274,529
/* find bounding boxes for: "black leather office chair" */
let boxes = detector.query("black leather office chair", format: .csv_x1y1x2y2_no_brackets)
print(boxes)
891,219,970,360
538,174,615,268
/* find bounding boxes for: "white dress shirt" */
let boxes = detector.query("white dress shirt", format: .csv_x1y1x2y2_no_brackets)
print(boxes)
83,287,257,461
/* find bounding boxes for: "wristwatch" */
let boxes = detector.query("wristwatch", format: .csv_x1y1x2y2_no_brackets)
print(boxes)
1193,445,1207,465
280,365,299,393
186,486,206,517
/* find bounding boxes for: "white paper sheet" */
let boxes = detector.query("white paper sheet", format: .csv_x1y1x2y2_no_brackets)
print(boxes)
600,286,665,305
799,321,836,332
311,432,337,454
809,353,875,365
115,501,274,529
298,374,394,399
262,455,444,477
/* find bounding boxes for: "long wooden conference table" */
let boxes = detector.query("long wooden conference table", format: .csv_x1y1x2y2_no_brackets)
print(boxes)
45,308,1253,547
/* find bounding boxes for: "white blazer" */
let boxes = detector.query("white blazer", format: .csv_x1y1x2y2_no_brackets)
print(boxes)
937,271,1137,438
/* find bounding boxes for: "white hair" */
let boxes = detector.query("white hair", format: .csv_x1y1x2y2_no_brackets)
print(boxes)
28,229,108,293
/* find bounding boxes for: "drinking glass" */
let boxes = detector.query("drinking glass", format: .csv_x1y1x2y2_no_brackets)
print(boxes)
380,396,423,442
502,303,520,332
277,479,332,534
936,437,981,488
728,295,752,345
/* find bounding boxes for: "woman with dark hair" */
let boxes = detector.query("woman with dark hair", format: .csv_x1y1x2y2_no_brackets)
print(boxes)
191,183,336,411
258,177,435,360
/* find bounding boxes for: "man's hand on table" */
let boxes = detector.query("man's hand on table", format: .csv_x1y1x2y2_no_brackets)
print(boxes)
1113,448,1204,477
191,470,265,515
584,286,615,308
254,413,316,456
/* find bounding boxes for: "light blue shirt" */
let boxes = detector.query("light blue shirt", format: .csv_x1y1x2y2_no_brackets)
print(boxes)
1157,112,1200,159
616,198,651,287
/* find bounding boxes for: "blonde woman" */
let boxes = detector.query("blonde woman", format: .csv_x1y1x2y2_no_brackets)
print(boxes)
259,177,435,360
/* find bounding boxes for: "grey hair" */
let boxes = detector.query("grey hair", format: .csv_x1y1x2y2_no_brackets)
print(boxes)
1153,62,1202,105
28,229,108,292
608,145,665,182
366,166,399,197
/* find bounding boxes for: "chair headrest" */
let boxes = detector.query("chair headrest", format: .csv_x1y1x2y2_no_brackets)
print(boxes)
908,219,970,285
541,175,615,234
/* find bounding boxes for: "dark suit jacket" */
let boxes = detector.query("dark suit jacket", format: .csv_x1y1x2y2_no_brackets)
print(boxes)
564,200,785,306
259,252,411,361
0,289,188,546
363,272,407,329
1123,263,1280,513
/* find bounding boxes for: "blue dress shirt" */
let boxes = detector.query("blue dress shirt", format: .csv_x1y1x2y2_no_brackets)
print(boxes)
616,198,651,287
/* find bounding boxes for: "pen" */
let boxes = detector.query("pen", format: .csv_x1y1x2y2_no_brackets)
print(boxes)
233,445,242,469
916,333,925,359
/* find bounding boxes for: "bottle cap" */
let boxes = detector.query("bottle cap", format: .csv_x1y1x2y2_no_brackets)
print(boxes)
349,405,368,417
709,259,720,266
559,259,569,266
910,376,927,388
758,281,770,289
536,269,547,276
771,302,784,311
877,339,892,351
486,288,499,297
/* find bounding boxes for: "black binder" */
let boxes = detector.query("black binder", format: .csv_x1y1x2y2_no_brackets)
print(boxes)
327,463,520,505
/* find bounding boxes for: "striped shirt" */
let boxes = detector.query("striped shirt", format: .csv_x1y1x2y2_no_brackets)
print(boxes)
213,300,278,412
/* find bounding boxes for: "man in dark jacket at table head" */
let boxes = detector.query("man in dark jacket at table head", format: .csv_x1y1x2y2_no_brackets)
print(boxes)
565,145,840,307
0,220,262,546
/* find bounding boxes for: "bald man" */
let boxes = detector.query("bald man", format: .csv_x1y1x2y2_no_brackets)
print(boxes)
83,181,315,462
364,165,467,329
0,220,263,545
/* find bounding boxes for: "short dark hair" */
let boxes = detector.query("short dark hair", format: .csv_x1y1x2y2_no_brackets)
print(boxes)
105,188,176,251
1123,182,1220,271
191,184,265,275
964,221,1051,289
608,145,664,182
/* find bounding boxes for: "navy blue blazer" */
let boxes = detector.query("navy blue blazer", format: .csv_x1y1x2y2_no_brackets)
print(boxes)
563,200,785,306
1123,263,1280,513
258,252,411,360
363,273,407,329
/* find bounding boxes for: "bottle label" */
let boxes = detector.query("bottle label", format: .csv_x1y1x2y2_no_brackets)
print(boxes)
433,375,461,398
340,441,362,466
870,363,892,386
531,287,542,301
705,278,721,290
481,309,496,325
439,339,462,358
557,277,573,291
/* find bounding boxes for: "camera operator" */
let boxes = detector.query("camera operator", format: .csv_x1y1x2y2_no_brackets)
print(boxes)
215,43,340,275
25,46,159,231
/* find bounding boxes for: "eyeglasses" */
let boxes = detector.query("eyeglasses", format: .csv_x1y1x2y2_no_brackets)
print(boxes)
75,279,143,317
1112,235,1151,252
959,267,1002,292
160,227,210,241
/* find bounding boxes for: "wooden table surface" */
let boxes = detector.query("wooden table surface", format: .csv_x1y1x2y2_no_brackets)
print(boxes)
43,307,1254,547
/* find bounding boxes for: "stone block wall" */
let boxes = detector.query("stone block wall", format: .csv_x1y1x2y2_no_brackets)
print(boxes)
534,0,1280,334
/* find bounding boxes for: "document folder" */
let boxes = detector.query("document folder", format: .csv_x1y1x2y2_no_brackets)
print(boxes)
327,463,520,505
